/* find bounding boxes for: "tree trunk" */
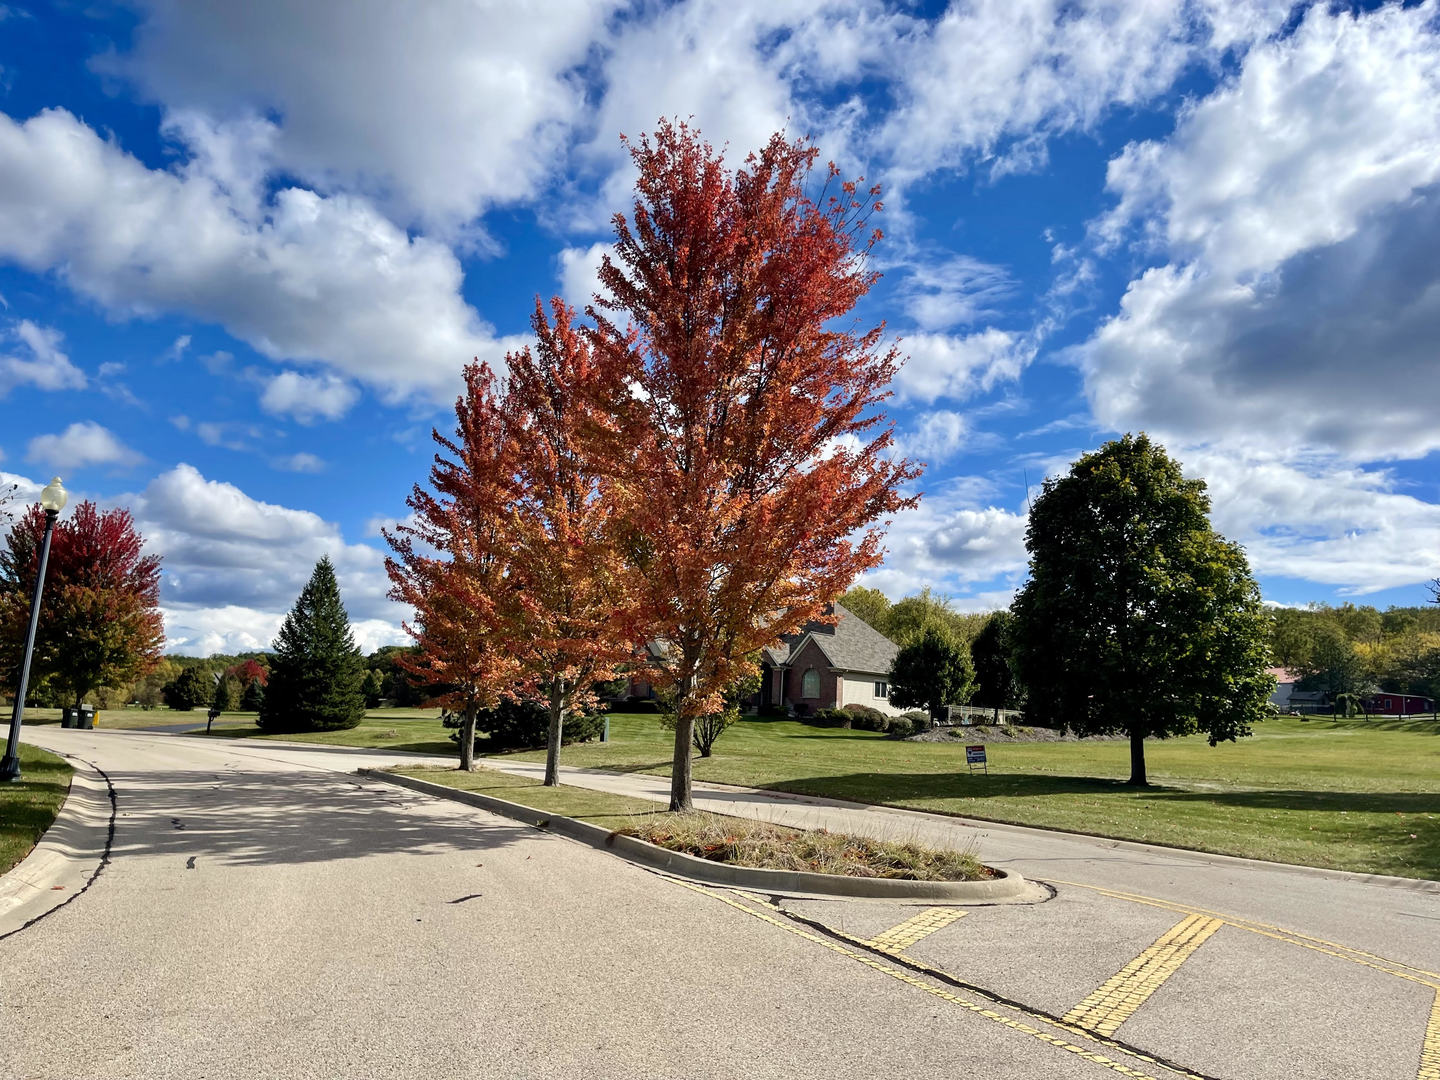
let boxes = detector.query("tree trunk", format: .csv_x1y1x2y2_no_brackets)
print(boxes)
459,704,478,772
544,678,566,787
669,676,695,811
1126,729,1147,786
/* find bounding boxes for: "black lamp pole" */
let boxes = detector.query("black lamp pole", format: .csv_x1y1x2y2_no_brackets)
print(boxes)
0,482,65,783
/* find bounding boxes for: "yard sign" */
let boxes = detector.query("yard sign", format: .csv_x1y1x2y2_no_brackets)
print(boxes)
966,744,988,775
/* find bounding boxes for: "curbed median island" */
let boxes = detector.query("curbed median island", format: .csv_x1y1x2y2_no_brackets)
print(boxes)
618,813,989,882
372,764,1034,901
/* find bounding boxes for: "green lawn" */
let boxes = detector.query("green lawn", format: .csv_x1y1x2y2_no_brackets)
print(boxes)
489,713,1440,880
189,709,455,755
20,706,255,731
0,743,73,875
391,764,665,824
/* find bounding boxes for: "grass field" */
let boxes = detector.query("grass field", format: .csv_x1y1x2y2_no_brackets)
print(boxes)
0,744,73,875
188,708,455,755
35,699,1436,878
491,712,1440,880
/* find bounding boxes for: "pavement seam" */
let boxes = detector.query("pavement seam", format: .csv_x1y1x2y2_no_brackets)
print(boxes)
0,751,116,943
709,885,1223,1080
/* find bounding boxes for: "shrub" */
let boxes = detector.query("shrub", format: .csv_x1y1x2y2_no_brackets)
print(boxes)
622,696,662,714
454,698,606,752
887,715,920,738
843,704,889,732
808,707,852,728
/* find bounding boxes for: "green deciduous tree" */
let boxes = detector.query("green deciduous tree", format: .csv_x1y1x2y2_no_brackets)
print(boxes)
1296,622,1371,703
1011,434,1273,786
888,624,974,725
211,674,239,713
970,611,1021,722
259,556,366,733
838,586,891,633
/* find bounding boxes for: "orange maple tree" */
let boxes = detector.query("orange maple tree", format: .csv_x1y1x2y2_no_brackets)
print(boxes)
588,121,921,810
385,362,522,770
503,298,638,785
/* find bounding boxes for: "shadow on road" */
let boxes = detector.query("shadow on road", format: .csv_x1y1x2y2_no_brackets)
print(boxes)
104,769,534,867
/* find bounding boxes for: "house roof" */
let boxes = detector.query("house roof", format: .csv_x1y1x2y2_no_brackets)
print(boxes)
1265,666,1299,684
763,601,899,676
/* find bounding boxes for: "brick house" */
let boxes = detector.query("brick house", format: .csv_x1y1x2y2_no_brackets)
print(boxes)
759,602,905,717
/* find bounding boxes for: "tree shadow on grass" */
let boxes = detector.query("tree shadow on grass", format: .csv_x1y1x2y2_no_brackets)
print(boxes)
762,770,1440,878
104,768,536,868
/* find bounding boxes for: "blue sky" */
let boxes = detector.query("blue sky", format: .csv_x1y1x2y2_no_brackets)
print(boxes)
1,0,1437,655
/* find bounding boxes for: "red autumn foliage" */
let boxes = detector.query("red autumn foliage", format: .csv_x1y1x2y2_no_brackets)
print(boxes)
0,501,164,707
385,362,524,769
503,298,639,784
587,120,921,809
227,658,269,687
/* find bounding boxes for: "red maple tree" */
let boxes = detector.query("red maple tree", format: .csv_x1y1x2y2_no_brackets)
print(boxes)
0,501,164,709
588,121,921,810
503,299,639,785
385,363,523,770
226,657,269,687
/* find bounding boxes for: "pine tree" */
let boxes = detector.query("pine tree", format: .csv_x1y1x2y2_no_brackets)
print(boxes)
259,556,366,733
240,677,265,712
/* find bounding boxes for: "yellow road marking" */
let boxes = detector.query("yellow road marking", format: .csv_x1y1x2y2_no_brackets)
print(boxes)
1048,878,1440,992
1419,989,1440,1080
1064,915,1223,1036
694,883,1207,1080
867,907,966,954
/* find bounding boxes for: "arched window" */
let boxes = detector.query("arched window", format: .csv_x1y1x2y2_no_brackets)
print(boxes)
802,668,820,699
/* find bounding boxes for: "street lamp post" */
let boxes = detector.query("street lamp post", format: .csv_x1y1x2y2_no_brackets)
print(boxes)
0,478,68,783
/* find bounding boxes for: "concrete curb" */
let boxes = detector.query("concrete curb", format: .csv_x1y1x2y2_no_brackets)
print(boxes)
0,753,114,938
359,768,1034,902
539,766,1440,895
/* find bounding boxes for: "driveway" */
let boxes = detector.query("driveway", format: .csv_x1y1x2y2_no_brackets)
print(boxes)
7,728,1438,1080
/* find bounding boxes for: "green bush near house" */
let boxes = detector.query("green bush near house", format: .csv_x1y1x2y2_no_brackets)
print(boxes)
843,703,889,731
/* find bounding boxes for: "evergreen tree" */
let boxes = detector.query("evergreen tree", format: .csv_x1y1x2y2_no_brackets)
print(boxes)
240,676,265,712
259,557,366,733
362,668,385,708
165,665,211,711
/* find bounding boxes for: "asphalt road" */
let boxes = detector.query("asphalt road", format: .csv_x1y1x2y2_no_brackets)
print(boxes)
6,729,1439,1080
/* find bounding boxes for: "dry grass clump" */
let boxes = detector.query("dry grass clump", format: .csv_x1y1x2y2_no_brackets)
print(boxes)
618,811,989,881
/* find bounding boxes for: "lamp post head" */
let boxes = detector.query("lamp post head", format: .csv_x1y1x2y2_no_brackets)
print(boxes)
39,477,67,515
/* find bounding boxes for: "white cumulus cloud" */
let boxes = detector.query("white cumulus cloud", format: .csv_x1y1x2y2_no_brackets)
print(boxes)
0,107,524,405
260,371,361,424
0,320,86,394
26,422,143,473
